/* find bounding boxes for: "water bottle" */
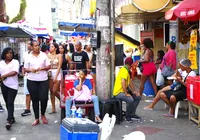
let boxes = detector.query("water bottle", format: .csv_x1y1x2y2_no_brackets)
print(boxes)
71,102,77,118
76,107,83,118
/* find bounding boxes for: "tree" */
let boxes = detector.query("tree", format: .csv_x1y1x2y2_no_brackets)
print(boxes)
0,0,6,22
9,0,27,23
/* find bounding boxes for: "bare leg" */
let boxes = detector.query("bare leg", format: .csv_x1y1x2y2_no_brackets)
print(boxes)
149,75,157,95
49,79,56,112
50,93,56,112
52,81,61,100
26,94,31,110
160,92,172,108
139,75,148,96
169,95,177,115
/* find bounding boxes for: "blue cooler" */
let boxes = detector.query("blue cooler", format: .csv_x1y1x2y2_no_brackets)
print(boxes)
60,118,99,140
143,79,155,97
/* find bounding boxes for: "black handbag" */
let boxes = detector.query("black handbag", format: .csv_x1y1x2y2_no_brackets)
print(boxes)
138,62,143,72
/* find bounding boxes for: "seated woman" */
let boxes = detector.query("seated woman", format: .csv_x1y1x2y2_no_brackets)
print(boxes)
143,68,183,110
65,70,102,122
160,58,196,117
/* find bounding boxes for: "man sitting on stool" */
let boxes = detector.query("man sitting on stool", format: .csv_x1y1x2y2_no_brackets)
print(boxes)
113,57,141,123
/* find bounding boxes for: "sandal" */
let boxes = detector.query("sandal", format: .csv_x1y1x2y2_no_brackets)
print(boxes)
143,107,153,110
41,116,48,124
49,111,57,114
95,116,102,123
163,113,174,117
32,119,40,126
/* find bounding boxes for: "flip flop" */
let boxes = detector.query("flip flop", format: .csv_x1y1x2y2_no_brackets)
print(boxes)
163,113,174,117
48,111,57,114
143,107,153,110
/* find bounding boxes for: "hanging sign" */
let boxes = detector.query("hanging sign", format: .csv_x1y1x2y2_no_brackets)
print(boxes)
188,29,198,69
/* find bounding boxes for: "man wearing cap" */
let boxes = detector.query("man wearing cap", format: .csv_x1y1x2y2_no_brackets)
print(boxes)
113,57,141,123
72,41,89,70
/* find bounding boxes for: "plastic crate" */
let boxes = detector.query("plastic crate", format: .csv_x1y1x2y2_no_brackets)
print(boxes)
186,76,200,105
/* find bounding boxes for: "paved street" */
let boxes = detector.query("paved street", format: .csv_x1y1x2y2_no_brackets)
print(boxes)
0,80,200,140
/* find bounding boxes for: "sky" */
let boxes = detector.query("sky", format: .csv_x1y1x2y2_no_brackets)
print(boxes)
5,0,53,34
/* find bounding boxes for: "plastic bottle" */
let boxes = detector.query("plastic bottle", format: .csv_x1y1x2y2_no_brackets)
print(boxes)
76,107,83,118
71,102,77,118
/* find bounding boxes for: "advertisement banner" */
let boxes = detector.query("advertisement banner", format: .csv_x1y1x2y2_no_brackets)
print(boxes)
188,29,198,69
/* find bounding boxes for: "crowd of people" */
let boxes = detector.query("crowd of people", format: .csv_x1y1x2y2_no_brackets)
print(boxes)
0,39,98,130
0,37,196,129
113,38,196,123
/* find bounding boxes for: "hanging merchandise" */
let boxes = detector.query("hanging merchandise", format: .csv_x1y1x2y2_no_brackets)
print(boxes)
188,29,198,70
89,0,96,17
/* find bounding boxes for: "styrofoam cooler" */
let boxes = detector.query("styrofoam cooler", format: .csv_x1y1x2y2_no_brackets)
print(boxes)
186,76,200,105
60,118,99,140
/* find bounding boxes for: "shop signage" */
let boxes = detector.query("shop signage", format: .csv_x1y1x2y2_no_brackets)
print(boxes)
188,29,198,69
132,0,170,12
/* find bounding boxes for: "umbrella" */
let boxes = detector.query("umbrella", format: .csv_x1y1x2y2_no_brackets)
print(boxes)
0,22,34,38
60,31,89,37
58,20,95,32
165,0,200,21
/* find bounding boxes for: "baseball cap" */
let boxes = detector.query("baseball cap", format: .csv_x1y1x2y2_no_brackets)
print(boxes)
125,57,133,65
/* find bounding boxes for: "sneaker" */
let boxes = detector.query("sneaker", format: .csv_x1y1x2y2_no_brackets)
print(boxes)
21,109,31,116
125,117,133,123
5,122,11,130
0,105,5,112
131,114,141,121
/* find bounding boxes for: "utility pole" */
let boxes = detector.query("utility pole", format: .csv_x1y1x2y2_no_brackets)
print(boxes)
96,0,112,100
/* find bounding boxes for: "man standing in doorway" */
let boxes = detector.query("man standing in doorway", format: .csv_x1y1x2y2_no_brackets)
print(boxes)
21,41,32,116
72,41,89,70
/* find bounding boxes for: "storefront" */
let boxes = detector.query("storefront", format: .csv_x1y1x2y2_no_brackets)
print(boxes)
165,0,200,74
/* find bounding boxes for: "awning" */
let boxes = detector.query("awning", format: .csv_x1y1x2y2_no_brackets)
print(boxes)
58,20,95,32
116,1,175,24
60,31,89,37
115,30,140,49
0,22,34,38
165,0,200,21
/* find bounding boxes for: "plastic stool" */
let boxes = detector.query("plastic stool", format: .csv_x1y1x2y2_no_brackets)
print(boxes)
174,99,188,119
100,99,120,124
143,79,155,97
113,98,124,122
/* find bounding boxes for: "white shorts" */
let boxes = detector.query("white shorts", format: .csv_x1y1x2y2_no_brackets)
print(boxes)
50,69,62,81
24,76,29,95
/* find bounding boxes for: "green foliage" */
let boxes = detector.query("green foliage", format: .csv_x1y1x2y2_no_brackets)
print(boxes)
9,0,27,23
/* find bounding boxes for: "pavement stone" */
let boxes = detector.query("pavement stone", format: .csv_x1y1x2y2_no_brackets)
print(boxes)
0,79,200,140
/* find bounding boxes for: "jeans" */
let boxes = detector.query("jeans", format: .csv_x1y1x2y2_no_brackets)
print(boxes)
1,83,17,122
115,92,141,117
27,80,49,119
65,95,100,117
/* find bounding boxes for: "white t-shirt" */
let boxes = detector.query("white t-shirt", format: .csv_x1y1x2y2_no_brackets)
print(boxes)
24,51,50,81
0,59,19,90
182,70,196,82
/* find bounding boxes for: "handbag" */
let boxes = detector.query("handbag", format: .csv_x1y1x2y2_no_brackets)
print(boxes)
73,85,91,101
161,59,174,77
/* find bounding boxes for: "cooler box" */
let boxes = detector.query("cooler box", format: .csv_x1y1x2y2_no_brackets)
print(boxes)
60,118,99,140
186,76,200,105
